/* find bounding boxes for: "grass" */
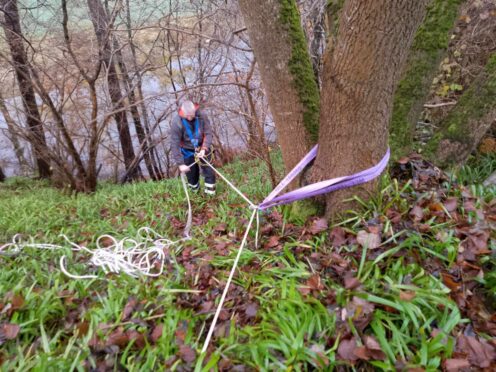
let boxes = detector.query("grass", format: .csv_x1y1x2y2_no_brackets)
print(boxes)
0,151,495,370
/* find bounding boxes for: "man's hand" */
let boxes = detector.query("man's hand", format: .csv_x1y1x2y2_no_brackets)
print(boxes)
179,164,190,173
197,149,206,159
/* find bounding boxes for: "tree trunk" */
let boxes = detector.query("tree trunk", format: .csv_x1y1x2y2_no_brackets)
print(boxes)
0,91,29,175
427,53,496,166
0,165,5,182
238,0,320,177
314,0,430,219
390,0,463,157
113,38,161,180
0,0,51,179
87,0,140,181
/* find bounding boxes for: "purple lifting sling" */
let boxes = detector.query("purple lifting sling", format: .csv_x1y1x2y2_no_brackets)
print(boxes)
258,146,390,210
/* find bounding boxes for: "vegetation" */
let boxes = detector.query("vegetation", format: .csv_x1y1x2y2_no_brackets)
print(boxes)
1,152,495,370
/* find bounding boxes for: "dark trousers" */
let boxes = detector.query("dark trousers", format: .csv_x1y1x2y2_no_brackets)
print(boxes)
183,151,216,194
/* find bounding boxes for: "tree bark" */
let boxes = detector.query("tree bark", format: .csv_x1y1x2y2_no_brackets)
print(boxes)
0,0,51,178
427,53,496,166
390,0,463,157
87,0,140,181
238,0,320,177
314,0,430,219
0,165,5,182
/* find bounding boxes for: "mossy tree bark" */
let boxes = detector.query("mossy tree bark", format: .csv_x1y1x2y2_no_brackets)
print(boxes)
390,0,463,157
237,0,320,177
313,0,430,219
426,53,496,166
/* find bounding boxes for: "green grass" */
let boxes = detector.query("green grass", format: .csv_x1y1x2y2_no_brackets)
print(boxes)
0,152,495,370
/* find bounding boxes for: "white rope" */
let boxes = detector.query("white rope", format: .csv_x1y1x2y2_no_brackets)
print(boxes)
0,174,194,279
201,208,258,353
200,157,257,209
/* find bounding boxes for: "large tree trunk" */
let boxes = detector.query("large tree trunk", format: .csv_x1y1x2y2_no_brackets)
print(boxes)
0,0,51,179
87,0,140,181
390,0,463,157
427,53,496,166
314,0,430,219
238,0,320,176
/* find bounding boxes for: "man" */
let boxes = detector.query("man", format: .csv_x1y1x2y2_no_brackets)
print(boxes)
170,100,216,195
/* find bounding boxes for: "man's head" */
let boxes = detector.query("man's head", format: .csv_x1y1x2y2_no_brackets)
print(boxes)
180,100,196,121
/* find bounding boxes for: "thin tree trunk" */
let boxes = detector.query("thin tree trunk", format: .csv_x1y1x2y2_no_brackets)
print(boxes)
124,0,163,178
238,0,320,178
314,0,430,219
87,0,140,181
0,0,51,178
0,165,5,182
427,53,496,166
0,92,29,174
113,38,161,180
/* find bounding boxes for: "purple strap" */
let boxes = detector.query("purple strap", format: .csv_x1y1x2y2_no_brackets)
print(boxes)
258,147,390,210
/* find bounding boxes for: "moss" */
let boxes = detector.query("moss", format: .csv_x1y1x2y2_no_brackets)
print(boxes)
284,199,323,225
425,53,496,157
279,0,321,144
390,0,463,158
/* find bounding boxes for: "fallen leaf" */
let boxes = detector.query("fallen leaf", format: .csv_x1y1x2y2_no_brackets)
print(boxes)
306,274,324,291
264,235,280,249
456,335,496,368
330,227,347,247
122,297,137,321
444,198,458,212
410,205,424,222
356,230,381,249
245,303,258,318
353,346,369,360
105,328,129,348
443,358,470,371
1,323,20,340
344,277,361,290
308,218,328,235
399,291,416,301
337,337,359,361
150,324,163,343
179,345,196,364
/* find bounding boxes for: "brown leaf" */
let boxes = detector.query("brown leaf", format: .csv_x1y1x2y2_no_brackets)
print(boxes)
105,328,129,348
337,337,359,361
444,198,458,212
100,236,114,248
150,324,163,343
179,345,196,364
121,297,137,321
344,277,361,290
306,274,324,291
245,303,258,318
214,223,227,233
410,205,424,222
456,335,496,368
353,346,370,360
441,273,461,291
308,218,328,235
364,335,386,360
76,321,89,337
264,235,280,249
10,295,24,311
126,329,145,349
330,227,347,247
443,358,470,371
1,323,20,340
356,230,381,249
399,291,416,301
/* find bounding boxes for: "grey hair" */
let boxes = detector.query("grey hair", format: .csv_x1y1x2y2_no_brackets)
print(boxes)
181,100,196,116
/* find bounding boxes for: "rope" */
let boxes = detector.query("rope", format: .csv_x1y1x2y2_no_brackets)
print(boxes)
0,175,195,279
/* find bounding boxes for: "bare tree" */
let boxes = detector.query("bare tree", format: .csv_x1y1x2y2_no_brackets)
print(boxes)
0,0,51,178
